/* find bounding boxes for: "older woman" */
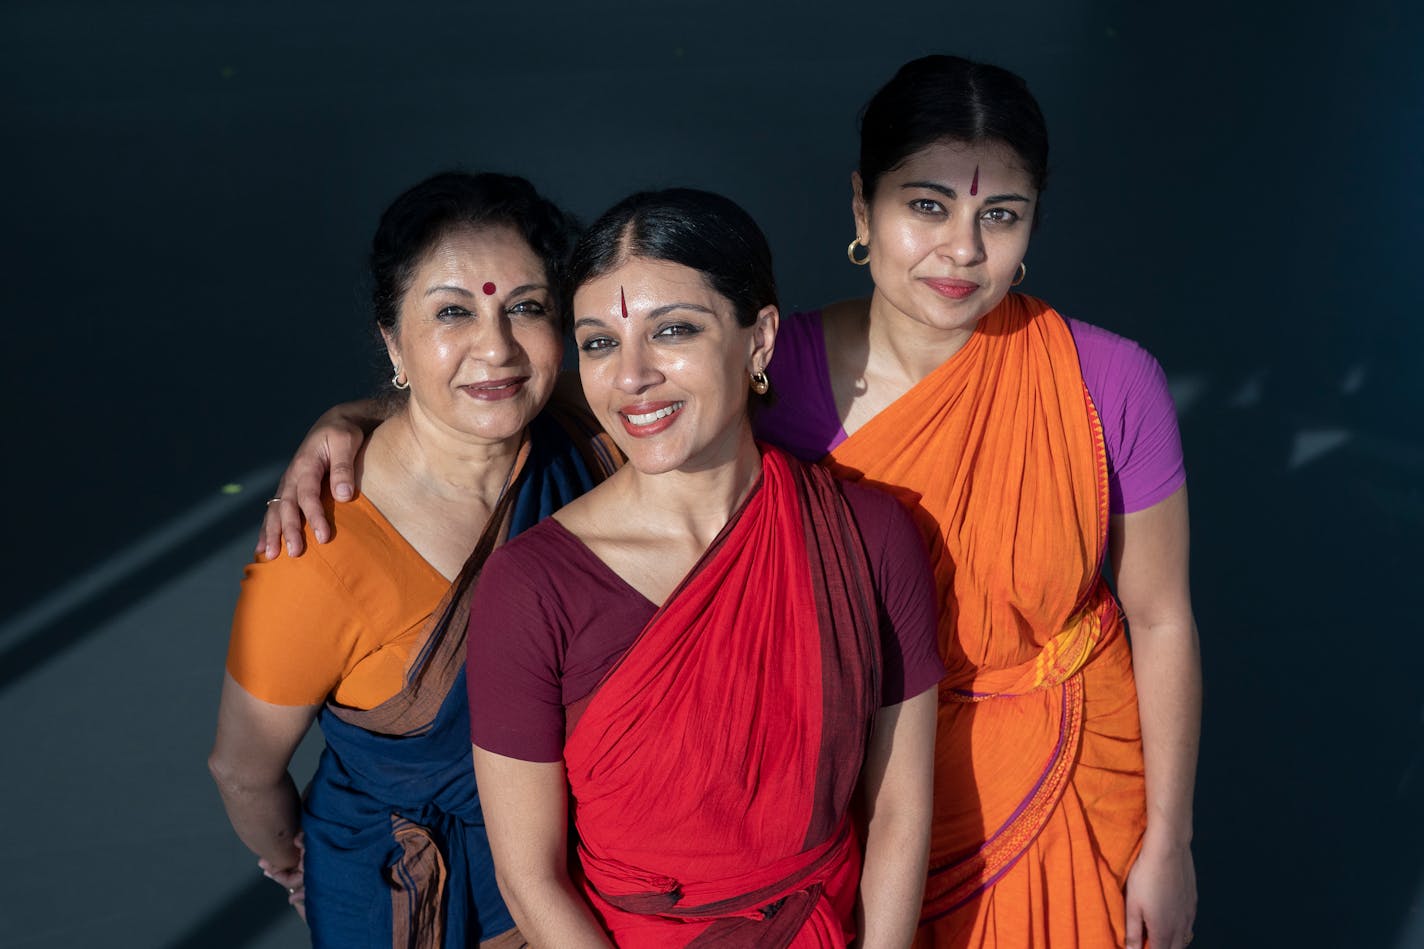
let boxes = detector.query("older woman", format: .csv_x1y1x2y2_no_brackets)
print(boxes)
468,188,942,947
209,171,613,947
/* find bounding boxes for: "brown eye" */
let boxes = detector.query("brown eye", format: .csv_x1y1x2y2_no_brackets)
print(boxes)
508,299,548,318
653,323,699,340
579,335,616,353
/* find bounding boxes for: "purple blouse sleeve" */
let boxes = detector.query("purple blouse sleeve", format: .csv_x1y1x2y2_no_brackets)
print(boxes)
756,311,846,461
466,534,568,763
1069,319,1187,514
842,481,945,704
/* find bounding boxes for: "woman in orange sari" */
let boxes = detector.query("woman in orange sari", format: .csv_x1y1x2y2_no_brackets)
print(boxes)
757,56,1200,949
467,189,943,947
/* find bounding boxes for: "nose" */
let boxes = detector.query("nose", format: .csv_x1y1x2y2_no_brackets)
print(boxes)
938,213,986,267
472,312,519,365
612,338,663,394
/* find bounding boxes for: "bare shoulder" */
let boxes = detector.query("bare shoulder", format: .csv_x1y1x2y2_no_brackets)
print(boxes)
548,471,626,542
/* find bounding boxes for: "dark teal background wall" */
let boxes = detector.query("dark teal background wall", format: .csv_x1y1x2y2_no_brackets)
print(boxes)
2,1,1420,945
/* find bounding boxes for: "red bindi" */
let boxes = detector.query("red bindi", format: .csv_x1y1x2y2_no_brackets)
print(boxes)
970,165,980,197
482,282,496,295
620,286,629,319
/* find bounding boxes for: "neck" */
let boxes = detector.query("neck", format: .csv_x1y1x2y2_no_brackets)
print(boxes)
865,291,979,384
372,403,524,507
618,425,763,549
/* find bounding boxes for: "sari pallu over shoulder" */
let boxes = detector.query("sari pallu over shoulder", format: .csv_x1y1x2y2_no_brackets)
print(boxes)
823,296,1147,945
302,410,606,949
563,448,881,949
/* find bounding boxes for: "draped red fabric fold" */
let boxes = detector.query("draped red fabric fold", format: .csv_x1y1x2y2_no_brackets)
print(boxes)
563,448,881,948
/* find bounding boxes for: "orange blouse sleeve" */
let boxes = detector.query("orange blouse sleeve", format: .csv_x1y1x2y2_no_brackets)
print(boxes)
226,545,365,706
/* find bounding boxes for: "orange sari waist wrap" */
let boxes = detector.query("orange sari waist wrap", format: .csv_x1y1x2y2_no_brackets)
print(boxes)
563,448,881,948
824,295,1147,944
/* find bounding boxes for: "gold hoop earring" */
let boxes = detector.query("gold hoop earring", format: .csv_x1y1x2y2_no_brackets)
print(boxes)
847,238,870,266
1012,262,1027,286
392,366,410,390
749,369,770,395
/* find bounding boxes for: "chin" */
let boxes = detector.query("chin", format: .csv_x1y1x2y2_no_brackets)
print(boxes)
619,446,687,477
464,409,539,442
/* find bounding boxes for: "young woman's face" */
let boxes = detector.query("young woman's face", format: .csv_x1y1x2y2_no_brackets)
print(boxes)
855,138,1037,333
383,226,562,444
572,256,776,475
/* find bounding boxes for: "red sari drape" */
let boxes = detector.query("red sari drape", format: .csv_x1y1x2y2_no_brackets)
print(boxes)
562,448,881,948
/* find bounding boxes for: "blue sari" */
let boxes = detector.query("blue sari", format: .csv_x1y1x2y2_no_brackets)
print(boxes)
301,409,613,948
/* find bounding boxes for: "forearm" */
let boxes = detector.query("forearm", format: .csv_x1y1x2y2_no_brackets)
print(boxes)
857,809,929,949
1129,618,1201,848
211,766,304,870
855,691,936,949
496,871,613,948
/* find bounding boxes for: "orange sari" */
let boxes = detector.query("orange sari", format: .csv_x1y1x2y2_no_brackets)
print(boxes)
825,294,1147,947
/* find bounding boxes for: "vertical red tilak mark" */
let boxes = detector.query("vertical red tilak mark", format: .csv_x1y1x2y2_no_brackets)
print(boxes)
620,286,629,319
970,166,980,196
482,282,496,295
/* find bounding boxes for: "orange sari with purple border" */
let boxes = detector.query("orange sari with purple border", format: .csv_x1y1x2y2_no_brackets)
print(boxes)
825,294,1147,947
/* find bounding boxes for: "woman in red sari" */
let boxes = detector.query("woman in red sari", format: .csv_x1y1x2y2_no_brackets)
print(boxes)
467,189,943,947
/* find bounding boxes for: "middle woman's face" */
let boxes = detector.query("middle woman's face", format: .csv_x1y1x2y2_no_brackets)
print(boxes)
573,257,775,476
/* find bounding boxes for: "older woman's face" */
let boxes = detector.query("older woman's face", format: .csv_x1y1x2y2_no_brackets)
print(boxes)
572,257,775,475
854,138,1037,334
384,226,562,445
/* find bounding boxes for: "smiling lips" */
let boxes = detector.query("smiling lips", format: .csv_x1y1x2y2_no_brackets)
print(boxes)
619,401,685,437
922,278,980,300
460,376,527,401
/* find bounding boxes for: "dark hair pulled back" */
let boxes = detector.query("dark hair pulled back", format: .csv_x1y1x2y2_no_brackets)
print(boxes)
859,55,1049,222
567,188,778,329
369,171,575,335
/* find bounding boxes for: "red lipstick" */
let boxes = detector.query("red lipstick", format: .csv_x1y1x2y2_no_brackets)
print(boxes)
923,278,979,300
461,376,527,401
618,400,684,437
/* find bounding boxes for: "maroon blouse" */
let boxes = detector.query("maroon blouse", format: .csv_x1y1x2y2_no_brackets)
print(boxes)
467,479,945,763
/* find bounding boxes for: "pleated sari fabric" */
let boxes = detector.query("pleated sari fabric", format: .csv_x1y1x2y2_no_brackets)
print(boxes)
824,295,1147,947
562,448,882,948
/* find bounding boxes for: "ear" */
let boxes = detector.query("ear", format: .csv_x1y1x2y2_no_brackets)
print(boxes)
748,305,780,374
851,171,870,242
380,325,402,371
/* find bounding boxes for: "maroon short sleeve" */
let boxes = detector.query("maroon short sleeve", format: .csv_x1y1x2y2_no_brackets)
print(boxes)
466,531,570,763
841,482,945,705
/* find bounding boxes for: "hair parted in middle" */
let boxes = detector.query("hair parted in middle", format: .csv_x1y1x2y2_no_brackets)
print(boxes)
567,188,779,329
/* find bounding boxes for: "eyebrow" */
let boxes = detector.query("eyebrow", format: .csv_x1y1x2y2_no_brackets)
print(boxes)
901,181,1032,204
424,282,547,298
902,180,958,199
573,301,716,329
649,302,716,319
